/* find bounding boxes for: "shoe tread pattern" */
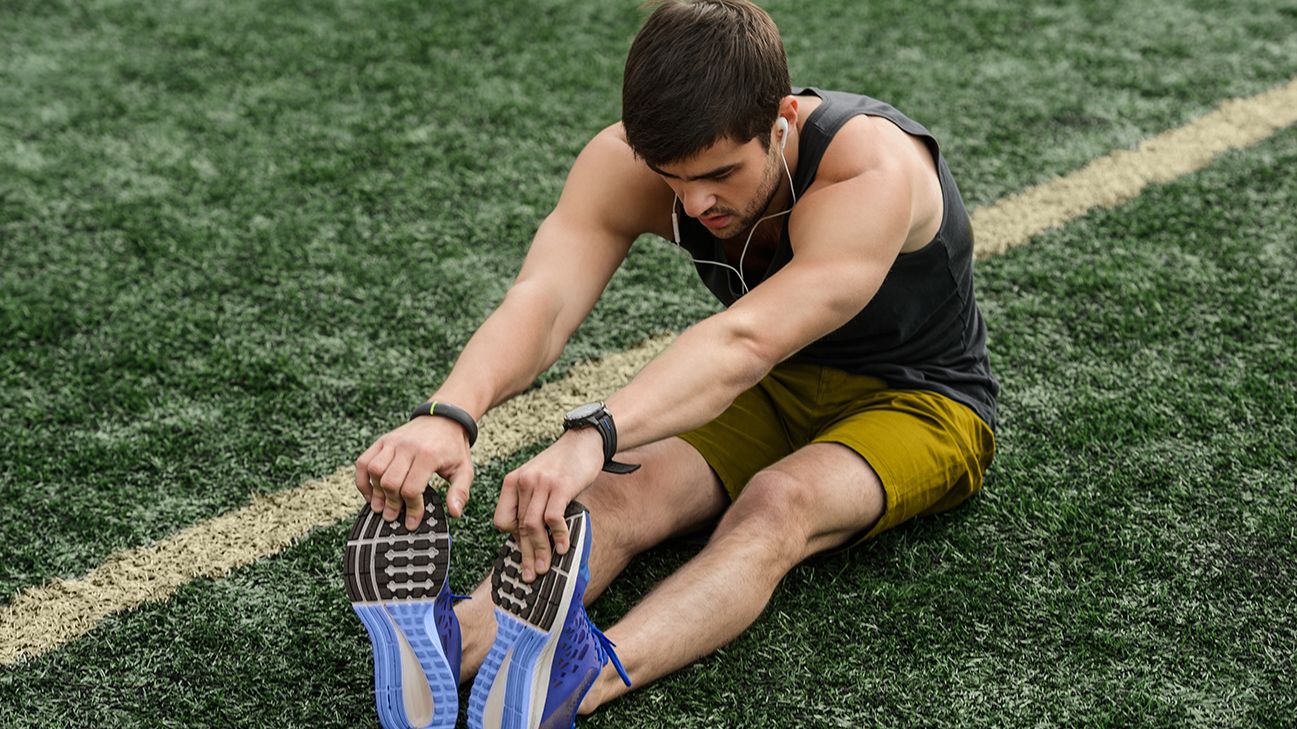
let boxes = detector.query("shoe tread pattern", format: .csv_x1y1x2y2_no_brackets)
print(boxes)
344,487,450,603
489,501,586,632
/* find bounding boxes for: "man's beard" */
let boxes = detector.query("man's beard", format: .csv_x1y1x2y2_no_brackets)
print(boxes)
714,150,784,241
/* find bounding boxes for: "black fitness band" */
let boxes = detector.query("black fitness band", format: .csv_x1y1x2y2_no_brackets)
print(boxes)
410,401,478,447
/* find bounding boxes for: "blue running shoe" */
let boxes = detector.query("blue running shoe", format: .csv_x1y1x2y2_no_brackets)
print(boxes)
343,487,461,729
468,501,631,729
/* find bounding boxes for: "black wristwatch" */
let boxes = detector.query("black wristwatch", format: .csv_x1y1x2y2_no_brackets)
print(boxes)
562,402,640,474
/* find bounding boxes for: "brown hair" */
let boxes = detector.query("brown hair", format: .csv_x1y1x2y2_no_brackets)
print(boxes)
622,0,791,167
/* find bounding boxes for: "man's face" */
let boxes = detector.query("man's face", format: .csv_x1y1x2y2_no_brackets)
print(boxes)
651,132,782,240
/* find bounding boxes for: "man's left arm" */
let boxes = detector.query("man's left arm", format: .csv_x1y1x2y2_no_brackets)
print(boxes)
499,169,914,581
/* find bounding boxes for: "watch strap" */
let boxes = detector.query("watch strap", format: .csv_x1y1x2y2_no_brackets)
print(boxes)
564,406,640,474
593,411,640,474
601,459,640,474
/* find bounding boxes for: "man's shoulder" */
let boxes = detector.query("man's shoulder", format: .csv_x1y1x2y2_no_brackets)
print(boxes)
813,113,921,189
582,122,639,170
590,121,631,151
795,90,944,252
558,122,673,240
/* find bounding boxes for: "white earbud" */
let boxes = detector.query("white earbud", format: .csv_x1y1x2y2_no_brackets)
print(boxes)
777,116,789,151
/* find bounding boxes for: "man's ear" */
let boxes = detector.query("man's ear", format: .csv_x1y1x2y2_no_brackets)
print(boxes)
778,94,799,125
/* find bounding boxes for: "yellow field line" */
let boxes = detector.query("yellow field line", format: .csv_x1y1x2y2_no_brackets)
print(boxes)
972,77,1297,257
0,338,672,665
3,76,1297,667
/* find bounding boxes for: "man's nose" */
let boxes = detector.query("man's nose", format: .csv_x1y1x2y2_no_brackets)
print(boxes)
681,187,718,218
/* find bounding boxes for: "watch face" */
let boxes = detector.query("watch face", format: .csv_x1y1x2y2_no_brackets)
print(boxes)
565,401,604,421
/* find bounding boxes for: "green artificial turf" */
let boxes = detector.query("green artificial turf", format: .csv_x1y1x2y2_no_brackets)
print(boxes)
2,0,1296,726
3,112,1294,729
4,0,1297,602
0,0,689,601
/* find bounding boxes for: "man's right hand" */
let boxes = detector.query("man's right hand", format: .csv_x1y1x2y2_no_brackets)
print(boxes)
354,415,475,529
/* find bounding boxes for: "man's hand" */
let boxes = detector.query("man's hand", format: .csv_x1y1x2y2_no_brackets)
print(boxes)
355,416,475,529
494,427,604,582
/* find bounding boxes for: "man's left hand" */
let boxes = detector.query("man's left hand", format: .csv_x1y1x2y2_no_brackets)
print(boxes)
494,427,604,582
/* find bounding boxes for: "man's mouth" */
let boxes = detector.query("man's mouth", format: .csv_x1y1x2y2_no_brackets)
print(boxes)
700,213,732,229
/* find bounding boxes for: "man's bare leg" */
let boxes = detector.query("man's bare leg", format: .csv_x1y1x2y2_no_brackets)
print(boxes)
454,437,728,681
577,443,886,712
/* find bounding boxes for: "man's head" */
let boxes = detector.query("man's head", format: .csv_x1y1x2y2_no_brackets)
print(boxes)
622,0,791,169
623,1,794,238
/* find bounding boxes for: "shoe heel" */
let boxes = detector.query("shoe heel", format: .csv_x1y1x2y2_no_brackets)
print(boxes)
344,488,458,729
502,615,549,729
468,608,536,729
350,603,403,729
387,601,458,728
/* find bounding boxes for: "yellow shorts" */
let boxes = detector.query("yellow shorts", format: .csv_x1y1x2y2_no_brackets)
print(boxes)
677,361,996,546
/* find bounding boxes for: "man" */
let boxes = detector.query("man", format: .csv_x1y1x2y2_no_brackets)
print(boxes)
344,1,998,727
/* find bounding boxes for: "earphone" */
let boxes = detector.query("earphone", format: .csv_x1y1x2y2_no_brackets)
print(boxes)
671,115,798,295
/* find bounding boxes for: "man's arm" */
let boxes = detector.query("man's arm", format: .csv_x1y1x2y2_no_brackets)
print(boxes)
356,125,670,527
498,159,918,580
607,168,912,447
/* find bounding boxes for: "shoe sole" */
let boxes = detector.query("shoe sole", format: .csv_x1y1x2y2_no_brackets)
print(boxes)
343,487,457,729
468,502,588,729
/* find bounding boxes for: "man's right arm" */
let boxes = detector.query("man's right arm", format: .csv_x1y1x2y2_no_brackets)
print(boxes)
354,124,671,527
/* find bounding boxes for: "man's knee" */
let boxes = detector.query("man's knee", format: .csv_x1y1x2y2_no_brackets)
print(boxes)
712,469,815,565
579,438,726,556
578,466,660,556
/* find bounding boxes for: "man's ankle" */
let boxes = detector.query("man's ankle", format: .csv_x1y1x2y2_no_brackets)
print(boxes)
577,663,624,716
454,606,496,684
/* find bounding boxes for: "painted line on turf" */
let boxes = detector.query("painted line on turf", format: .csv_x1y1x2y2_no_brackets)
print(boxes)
2,76,1296,667
972,76,1297,258
0,338,671,666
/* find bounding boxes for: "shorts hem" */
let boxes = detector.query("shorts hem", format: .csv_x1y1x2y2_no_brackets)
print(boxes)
675,431,744,502
811,438,898,551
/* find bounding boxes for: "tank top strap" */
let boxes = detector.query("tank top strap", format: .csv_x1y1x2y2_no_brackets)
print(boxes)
790,87,848,196
790,87,940,196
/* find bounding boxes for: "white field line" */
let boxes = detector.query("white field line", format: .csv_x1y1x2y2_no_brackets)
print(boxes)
972,76,1297,257
3,77,1297,666
0,337,671,666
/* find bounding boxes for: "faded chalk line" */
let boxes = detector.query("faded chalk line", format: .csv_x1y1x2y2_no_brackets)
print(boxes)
4,77,1297,666
972,77,1297,257
0,337,672,665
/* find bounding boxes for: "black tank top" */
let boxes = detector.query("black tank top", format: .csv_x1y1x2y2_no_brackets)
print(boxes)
673,87,999,429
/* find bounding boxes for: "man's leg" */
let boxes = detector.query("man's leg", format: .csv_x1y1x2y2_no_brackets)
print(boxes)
455,436,729,681
578,442,886,712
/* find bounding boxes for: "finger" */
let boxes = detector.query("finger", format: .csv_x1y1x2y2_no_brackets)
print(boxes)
444,459,474,519
400,453,435,531
354,440,383,500
523,483,553,579
494,473,519,533
366,444,397,513
544,498,570,557
514,476,539,582
379,451,415,522
370,474,387,514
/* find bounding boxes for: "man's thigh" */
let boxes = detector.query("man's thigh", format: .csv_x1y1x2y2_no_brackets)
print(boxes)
673,361,995,553
812,387,996,547
726,384,995,556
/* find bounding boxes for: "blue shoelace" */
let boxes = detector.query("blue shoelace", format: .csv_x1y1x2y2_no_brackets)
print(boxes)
589,621,631,687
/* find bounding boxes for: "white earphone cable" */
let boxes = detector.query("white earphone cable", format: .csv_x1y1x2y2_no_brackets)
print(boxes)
669,120,798,295
735,146,797,294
